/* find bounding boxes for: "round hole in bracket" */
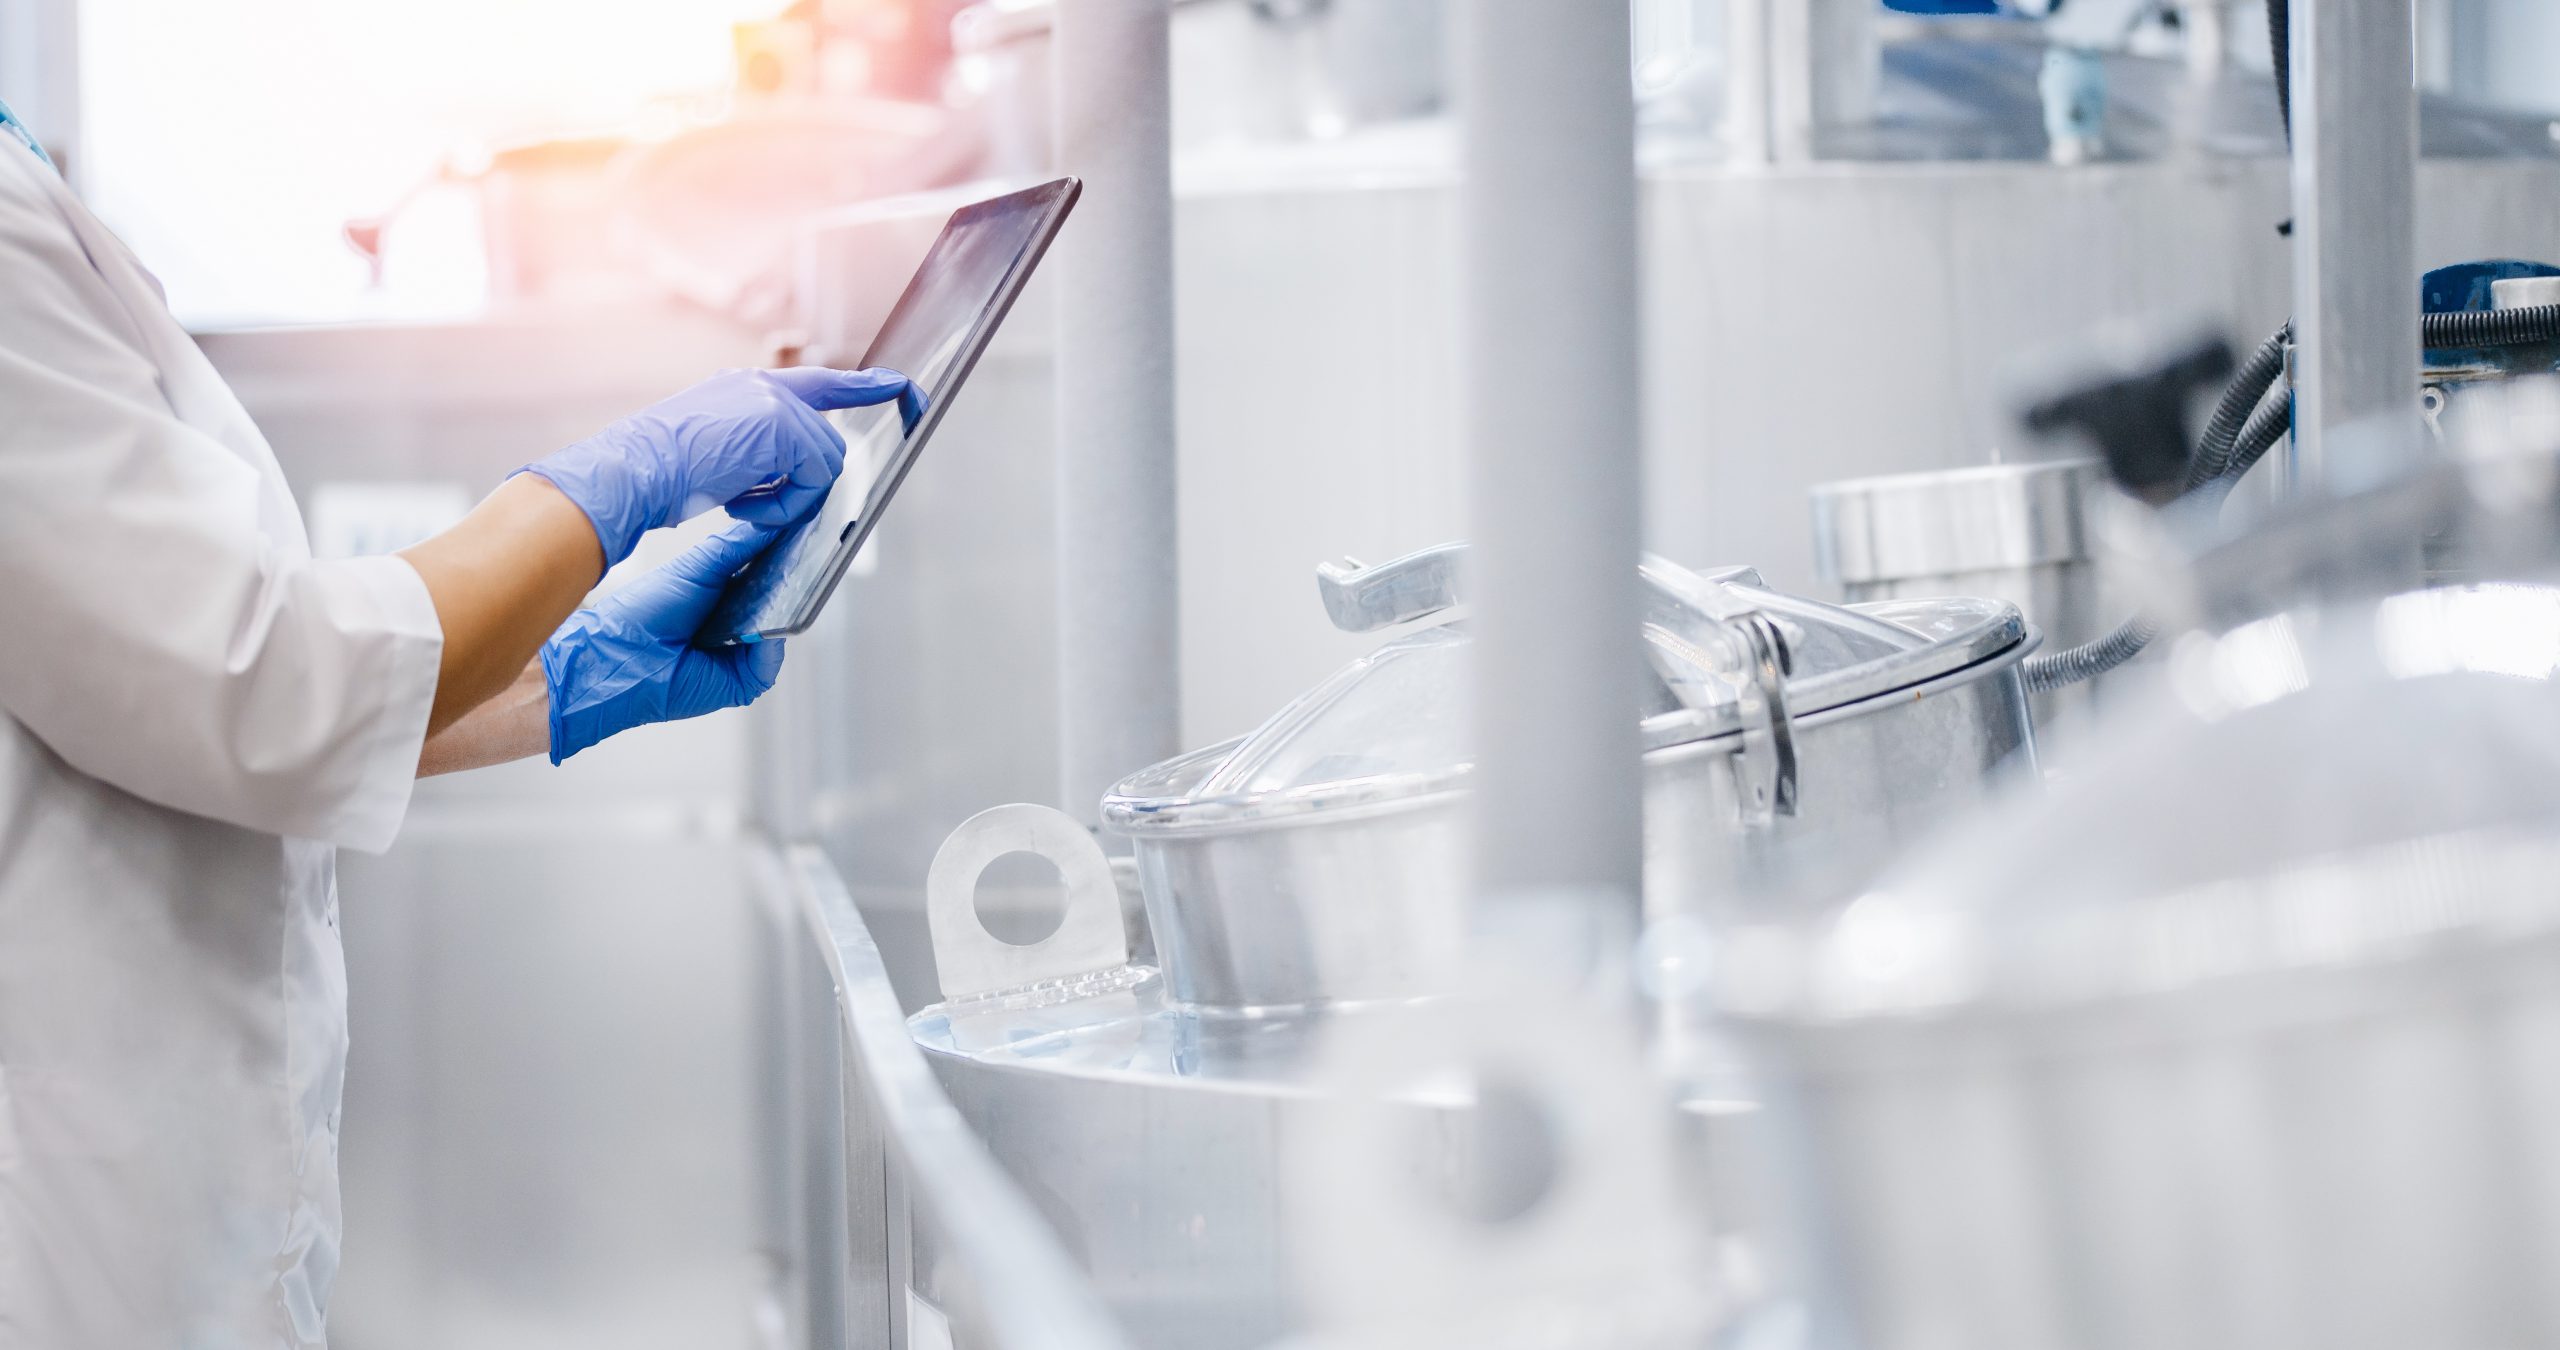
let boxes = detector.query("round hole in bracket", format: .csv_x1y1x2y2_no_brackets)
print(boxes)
1407,1071,1563,1228
974,849,1069,946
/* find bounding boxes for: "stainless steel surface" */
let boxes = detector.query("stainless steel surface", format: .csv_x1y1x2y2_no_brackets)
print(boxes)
2290,0,2423,487
916,994,1331,1349
906,937,1715,1347
1054,0,1182,839
1811,458,2099,586
1723,653,2560,1350
741,46,2560,1035
1810,458,2111,730
1459,0,1646,909
1105,555,2037,1011
766,843,1136,1350
766,111,2560,892
1719,444,2560,1350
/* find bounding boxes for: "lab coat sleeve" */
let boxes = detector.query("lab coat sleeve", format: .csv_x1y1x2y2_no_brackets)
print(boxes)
0,172,444,853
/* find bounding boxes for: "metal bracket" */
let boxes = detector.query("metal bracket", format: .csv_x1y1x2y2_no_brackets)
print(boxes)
1723,612,1800,828
925,804,1131,1002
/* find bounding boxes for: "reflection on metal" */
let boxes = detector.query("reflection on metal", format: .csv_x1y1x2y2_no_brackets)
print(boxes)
1717,441,2560,1350
760,843,1135,1350
1721,612,1801,826
1107,549,2037,1006
1811,458,2110,731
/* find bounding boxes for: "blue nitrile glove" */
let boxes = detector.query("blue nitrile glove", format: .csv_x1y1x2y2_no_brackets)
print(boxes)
542,521,788,764
521,366,910,567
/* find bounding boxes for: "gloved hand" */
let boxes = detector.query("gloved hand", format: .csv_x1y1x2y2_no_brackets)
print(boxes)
522,366,910,567
542,521,787,764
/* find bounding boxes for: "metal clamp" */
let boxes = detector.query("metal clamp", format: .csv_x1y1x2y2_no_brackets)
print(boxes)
925,804,1131,1002
1722,611,1800,828
1635,558,1799,825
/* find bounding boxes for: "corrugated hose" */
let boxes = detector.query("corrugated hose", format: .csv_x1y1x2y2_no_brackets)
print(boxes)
2018,303,2560,693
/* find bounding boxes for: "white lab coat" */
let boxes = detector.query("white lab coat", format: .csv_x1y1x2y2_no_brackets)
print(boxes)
0,139,443,1346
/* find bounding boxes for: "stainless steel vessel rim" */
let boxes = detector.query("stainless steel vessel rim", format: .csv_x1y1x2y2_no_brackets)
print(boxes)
1101,603,2032,835
1808,456,2097,502
1811,458,2097,582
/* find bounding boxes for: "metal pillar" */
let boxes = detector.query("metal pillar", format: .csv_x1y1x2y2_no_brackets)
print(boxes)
1052,0,1180,837
1728,0,1876,165
0,0,79,182
1458,2,1645,908
2289,0,2421,485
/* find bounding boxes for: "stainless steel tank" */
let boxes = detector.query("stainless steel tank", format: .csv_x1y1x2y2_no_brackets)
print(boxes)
1716,449,2560,1350
907,547,2038,1346
1110,543,2038,1014
772,37,2560,1023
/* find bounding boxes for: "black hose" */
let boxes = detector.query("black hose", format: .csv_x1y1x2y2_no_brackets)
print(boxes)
2018,301,2560,693
2184,325,2292,492
2268,0,2291,146
2220,392,2295,491
2425,303,2560,349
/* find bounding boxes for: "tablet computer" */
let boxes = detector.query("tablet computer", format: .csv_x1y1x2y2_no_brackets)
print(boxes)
697,176,1082,646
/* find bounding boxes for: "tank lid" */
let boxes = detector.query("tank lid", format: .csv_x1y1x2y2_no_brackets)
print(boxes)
1104,544,2026,835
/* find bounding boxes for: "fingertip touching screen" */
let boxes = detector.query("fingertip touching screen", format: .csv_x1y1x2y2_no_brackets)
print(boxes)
698,176,1082,646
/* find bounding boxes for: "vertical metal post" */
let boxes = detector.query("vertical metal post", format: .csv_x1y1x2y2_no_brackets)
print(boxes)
0,0,79,182
1459,2,1645,909
1052,0,1180,837
1728,0,1874,166
1724,0,1776,164
2180,1,2234,79
2289,0,2420,486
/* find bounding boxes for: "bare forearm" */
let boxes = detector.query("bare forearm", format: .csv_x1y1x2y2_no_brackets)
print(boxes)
418,658,550,776
400,475,603,738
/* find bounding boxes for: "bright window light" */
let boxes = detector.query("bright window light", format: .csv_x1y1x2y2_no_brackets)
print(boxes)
78,0,790,327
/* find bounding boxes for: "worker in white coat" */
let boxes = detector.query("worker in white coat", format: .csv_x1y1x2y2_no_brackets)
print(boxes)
0,99,908,1347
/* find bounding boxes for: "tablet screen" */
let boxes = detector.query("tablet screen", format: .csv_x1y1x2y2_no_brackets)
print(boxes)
698,177,1081,645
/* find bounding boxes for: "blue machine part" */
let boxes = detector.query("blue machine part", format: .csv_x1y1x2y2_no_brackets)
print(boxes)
2423,259,2560,371
2422,259,2560,314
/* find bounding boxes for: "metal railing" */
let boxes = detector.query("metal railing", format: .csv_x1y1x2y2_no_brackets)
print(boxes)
750,842,1135,1350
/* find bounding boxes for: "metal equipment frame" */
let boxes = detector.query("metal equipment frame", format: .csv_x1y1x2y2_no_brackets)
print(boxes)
751,843,1135,1350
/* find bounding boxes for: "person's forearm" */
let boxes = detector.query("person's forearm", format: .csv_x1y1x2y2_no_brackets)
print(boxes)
400,475,603,738
418,658,550,776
